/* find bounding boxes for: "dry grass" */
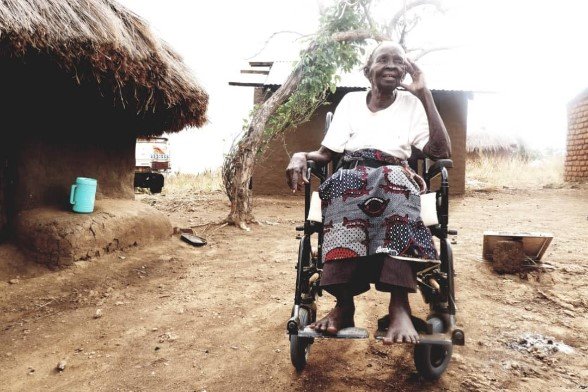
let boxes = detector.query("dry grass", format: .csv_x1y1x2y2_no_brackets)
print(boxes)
466,154,565,190
163,171,224,194
162,154,565,195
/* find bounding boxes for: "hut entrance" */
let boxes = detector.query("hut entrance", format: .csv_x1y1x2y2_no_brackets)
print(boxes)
0,145,15,241
0,151,7,239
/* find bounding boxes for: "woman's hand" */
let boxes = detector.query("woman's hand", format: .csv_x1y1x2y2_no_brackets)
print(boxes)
401,59,452,159
286,152,308,192
286,147,335,192
400,58,428,99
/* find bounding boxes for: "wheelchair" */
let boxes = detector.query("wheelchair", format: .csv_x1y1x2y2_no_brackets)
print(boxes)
286,112,465,380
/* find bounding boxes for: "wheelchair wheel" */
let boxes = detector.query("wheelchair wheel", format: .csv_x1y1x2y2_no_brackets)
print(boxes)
414,317,453,380
290,307,312,371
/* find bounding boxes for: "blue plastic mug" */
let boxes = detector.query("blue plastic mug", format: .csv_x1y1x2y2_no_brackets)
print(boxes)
70,177,97,213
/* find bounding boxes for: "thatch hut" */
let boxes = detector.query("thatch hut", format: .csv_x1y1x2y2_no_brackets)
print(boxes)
0,0,208,266
466,127,518,159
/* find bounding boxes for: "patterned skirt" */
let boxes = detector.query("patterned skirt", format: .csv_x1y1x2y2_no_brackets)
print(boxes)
319,149,437,265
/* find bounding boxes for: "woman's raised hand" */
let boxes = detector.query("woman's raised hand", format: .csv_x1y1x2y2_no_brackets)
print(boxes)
400,58,428,99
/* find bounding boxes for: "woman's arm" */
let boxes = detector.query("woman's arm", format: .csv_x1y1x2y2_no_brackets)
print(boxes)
401,59,452,159
418,89,452,159
286,146,335,192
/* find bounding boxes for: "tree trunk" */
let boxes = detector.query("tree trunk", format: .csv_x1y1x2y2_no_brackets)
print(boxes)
223,30,384,230
225,62,306,229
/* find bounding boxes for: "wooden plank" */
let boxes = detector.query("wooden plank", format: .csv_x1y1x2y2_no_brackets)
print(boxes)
228,81,265,87
240,69,269,75
249,61,273,67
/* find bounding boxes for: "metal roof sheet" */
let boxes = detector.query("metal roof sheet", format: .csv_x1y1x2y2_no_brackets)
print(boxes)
263,61,480,92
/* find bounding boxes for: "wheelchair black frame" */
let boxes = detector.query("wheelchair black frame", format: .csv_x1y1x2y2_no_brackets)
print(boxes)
288,115,462,345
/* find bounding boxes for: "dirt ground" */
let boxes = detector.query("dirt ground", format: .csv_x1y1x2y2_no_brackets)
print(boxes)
1,185,587,391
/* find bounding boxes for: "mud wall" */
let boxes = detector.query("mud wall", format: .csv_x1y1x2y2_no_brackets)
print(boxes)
15,200,171,267
1,54,140,215
253,103,337,195
253,89,468,195
14,134,135,212
433,91,468,194
565,90,588,182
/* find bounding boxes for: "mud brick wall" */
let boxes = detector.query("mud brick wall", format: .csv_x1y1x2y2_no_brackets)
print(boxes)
565,90,588,182
253,88,468,195
14,134,135,212
432,91,468,195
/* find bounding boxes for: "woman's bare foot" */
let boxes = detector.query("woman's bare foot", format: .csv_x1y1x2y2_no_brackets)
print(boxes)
309,301,355,335
383,288,419,344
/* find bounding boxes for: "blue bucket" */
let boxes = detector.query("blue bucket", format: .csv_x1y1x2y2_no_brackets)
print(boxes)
70,177,97,213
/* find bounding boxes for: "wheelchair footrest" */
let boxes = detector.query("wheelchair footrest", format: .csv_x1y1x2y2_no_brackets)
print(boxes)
390,255,440,265
374,331,452,346
298,326,369,339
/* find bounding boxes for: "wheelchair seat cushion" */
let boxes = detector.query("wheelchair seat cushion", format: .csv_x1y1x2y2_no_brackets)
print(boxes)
319,149,437,264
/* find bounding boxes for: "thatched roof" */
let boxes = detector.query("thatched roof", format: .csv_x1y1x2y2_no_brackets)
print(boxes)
0,0,208,135
466,127,518,153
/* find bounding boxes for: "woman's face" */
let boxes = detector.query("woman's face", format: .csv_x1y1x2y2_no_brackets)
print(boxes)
365,43,407,93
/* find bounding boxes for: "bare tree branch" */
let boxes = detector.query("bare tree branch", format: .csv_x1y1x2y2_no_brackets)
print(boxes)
246,31,305,60
331,29,389,42
360,0,378,33
398,24,407,47
388,0,444,36
407,45,459,60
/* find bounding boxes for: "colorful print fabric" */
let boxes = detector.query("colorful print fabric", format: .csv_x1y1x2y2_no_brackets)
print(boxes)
319,149,438,263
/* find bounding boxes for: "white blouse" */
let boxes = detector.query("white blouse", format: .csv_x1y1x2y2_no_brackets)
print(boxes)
321,90,430,160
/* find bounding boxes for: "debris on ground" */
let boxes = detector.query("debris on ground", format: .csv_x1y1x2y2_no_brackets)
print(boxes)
492,241,527,273
173,227,195,235
158,332,178,343
56,360,67,371
263,220,279,226
507,333,574,359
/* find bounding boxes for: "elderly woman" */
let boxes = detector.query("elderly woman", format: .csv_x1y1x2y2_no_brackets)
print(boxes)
285,41,451,344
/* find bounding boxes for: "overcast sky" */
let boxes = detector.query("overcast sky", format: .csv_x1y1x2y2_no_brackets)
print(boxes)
119,0,588,172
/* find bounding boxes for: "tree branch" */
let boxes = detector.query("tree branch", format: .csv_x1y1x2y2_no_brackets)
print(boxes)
407,45,458,60
398,24,407,47
246,31,305,60
388,0,444,35
331,29,389,42
360,1,378,33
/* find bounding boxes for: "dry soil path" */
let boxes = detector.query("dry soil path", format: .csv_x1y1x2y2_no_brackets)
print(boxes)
0,187,587,391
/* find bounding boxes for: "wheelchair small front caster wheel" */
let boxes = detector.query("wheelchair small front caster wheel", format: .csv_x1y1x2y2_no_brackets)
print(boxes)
414,341,453,380
290,307,312,371
414,316,453,379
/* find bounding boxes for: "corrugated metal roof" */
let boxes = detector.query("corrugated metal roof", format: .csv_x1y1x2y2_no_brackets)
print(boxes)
263,61,480,92
230,31,495,93
264,61,369,89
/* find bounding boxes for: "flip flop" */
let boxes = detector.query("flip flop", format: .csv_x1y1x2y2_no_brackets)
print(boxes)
180,233,207,247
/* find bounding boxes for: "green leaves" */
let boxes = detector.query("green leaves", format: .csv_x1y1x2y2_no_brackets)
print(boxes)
263,1,368,141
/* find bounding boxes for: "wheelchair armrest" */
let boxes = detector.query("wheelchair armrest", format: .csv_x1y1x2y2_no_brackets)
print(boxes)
426,159,453,180
307,160,326,182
